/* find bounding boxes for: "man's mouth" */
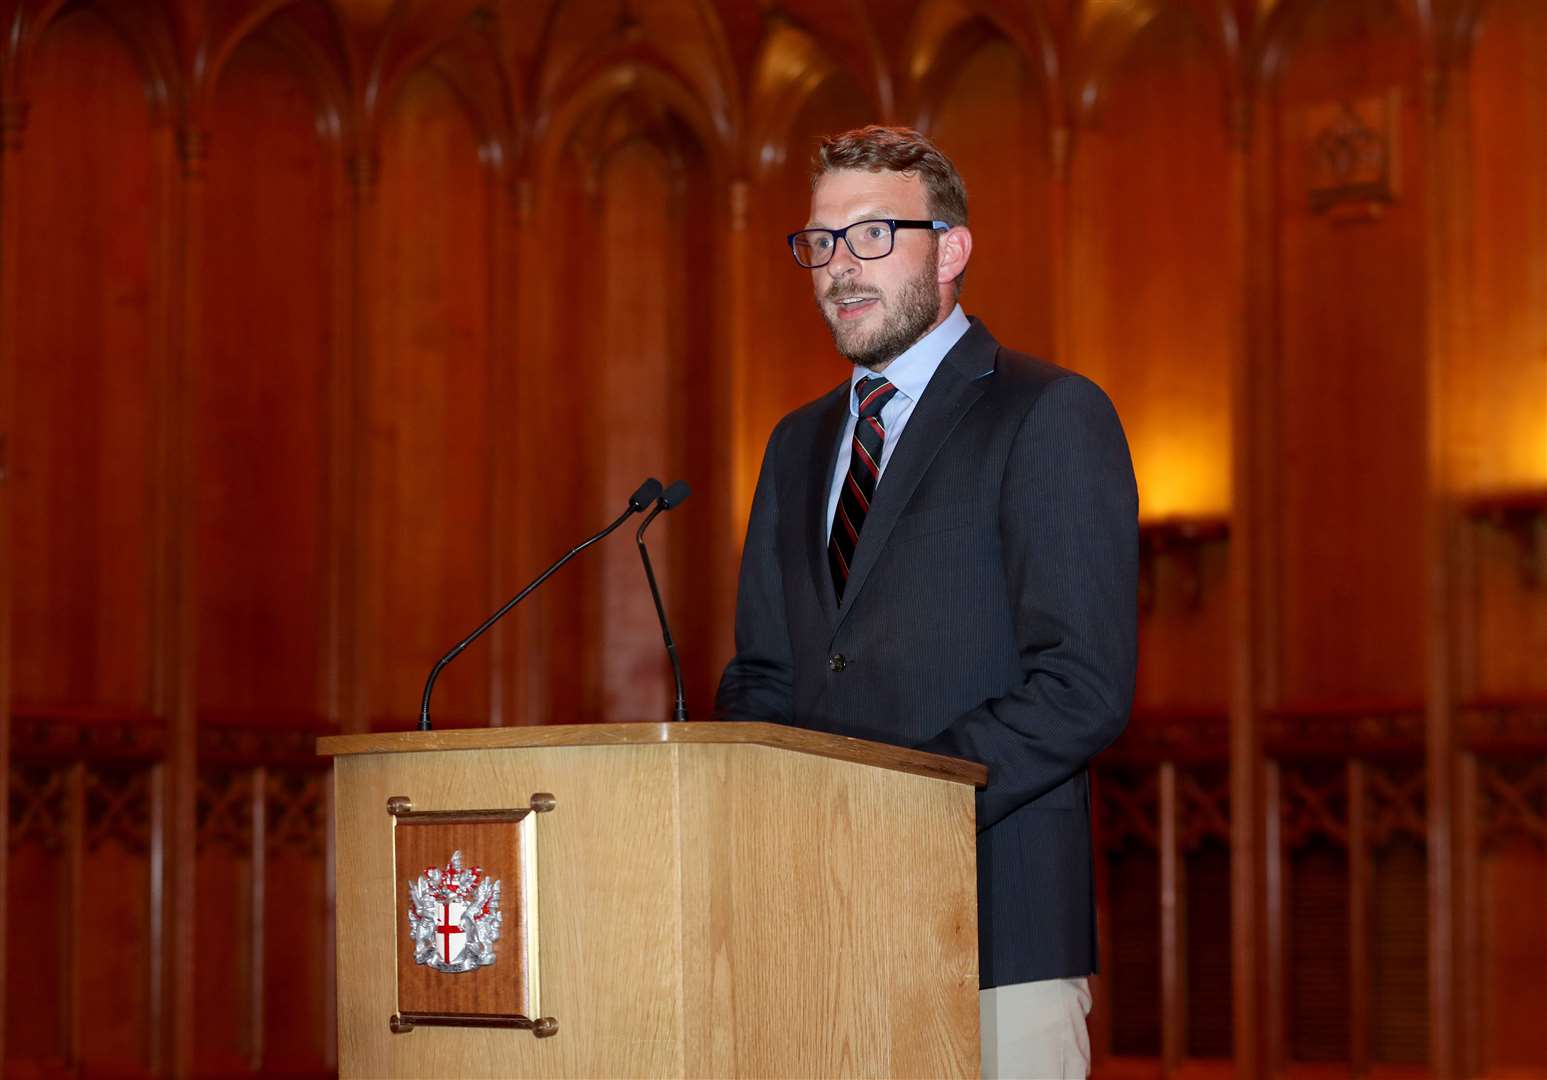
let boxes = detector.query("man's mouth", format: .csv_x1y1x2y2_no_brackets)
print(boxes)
831,295,879,321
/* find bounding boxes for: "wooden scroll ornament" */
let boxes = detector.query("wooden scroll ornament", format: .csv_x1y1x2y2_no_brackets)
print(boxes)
386,794,557,1037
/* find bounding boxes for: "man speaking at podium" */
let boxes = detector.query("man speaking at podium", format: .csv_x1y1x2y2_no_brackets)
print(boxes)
716,126,1138,1079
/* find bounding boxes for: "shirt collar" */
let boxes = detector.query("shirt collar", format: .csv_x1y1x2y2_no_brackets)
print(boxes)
848,303,971,415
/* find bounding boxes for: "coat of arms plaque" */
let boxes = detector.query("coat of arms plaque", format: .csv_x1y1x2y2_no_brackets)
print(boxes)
386,795,556,1036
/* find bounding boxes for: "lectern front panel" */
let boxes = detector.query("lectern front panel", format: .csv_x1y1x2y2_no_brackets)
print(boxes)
327,728,980,1078
335,744,683,1078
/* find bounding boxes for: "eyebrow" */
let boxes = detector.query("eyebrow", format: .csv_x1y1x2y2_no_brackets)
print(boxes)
803,208,899,229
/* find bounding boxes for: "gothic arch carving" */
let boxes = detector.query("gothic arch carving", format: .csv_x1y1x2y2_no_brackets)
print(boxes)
418,38,519,178
202,2,354,153
1071,1,1236,130
531,54,725,198
903,0,1058,143
10,0,179,124
743,12,873,179
1253,0,1427,91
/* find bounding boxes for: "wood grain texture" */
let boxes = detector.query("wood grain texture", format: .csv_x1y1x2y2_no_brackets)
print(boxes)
393,817,532,1019
676,743,979,1078
11,9,155,712
930,34,1058,365
1271,5,1429,707
318,721,988,787
360,67,495,733
197,32,334,723
332,739,978,1078
336,744,681,1078
3,1,1547,1075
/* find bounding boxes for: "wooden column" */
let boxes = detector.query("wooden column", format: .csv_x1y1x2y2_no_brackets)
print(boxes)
1159,761,1184,1071
1263,760,1285,1075
726,177,753,534
343,152,376,737
1228,87,1274,1080
322,768,339,1070
509,174,548,727
1422,56,1473,1080
0,93,26,1069
65,762,86,1063
324,147,359,736
1348,759,1369,1075
147,763,168,1075
488,169,519,729
249,765,268,1071
1456,751,1481,1078
146,112,176,1079
1048,125,1074,367
683,162,742,702
156,121,207,1077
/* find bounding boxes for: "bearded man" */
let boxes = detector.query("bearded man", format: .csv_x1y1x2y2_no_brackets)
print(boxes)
715,125,1139,1079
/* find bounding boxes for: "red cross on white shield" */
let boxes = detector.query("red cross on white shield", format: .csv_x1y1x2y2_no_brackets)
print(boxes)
434,900,467,965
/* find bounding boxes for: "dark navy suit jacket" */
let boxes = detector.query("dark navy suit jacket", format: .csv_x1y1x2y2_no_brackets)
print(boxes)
715,318,1139,987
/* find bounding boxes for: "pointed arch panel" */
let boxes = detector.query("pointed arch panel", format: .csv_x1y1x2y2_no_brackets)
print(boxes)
193,24,342,1076
196,32,337,726
7,12,159,1072
361,69,495,729
529,94,724,723
1069,9,1233,711
925,25,1057,361
10,11,156,714
1270,0,1428,707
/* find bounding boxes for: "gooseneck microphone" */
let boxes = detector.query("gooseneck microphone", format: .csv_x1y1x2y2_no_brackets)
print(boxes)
418,477,663,731
636,480,692,722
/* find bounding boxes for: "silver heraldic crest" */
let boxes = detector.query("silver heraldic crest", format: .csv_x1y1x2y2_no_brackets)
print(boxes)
407,850,503,973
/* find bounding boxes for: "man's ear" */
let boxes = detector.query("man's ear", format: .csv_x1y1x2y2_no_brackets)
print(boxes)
937,225,972,285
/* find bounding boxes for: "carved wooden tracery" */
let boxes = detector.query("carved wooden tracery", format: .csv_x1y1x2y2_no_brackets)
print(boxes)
1097,766,1161,854
266,769,328,857
1280,762,1350,851
0,0,1542,1076
1477,757,1547,848
195,769,253,856
82,765,153,854
1178,764,1231,853
7,765,67,852
1366,761,1426,848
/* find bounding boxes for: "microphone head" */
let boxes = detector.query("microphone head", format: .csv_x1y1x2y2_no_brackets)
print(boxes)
660,480,692,509
629,478,664,511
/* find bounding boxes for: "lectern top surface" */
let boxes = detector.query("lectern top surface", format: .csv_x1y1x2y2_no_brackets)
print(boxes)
316,720,986,787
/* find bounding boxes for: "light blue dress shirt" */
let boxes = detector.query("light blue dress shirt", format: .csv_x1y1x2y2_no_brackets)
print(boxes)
825,303,972,537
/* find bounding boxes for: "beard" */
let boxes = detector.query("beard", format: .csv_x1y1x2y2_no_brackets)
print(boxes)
818,242,942,371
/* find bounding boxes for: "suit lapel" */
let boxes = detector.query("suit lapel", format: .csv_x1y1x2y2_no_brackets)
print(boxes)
831,325,997,636
803,387,849,624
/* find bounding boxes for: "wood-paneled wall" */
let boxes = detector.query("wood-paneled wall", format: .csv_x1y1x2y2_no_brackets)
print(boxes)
1,1,1543,1076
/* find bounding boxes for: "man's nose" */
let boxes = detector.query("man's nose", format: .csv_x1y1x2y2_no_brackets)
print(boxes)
826,240,860,279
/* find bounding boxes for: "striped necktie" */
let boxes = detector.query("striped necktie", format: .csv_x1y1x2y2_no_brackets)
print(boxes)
828,376,900,602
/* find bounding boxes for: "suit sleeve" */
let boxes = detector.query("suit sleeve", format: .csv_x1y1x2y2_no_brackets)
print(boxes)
916,374,1138,830
714,421,796,722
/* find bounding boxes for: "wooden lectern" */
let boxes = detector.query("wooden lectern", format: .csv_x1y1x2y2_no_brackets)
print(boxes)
319,722,987,1078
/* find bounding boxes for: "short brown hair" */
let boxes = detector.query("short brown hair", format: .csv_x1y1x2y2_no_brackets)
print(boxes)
813,125,968,227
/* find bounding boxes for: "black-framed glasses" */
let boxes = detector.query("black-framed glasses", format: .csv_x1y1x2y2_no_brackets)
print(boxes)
787,218,948,268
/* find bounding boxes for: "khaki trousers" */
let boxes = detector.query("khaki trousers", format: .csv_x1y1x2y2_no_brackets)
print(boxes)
979,977,1092,1079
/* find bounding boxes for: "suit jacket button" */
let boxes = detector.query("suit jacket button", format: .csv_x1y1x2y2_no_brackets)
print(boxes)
829,653,847,672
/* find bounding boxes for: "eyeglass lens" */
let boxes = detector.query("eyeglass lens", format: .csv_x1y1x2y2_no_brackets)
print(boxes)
791,220,894,268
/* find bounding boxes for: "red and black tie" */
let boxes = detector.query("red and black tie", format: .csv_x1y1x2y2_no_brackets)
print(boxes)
828,376,900,602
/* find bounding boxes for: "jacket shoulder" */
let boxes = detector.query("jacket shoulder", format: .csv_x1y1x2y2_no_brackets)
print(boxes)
988,348,1112,413
955,319,1109,410
772,380,848,437
993,347,1069,386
